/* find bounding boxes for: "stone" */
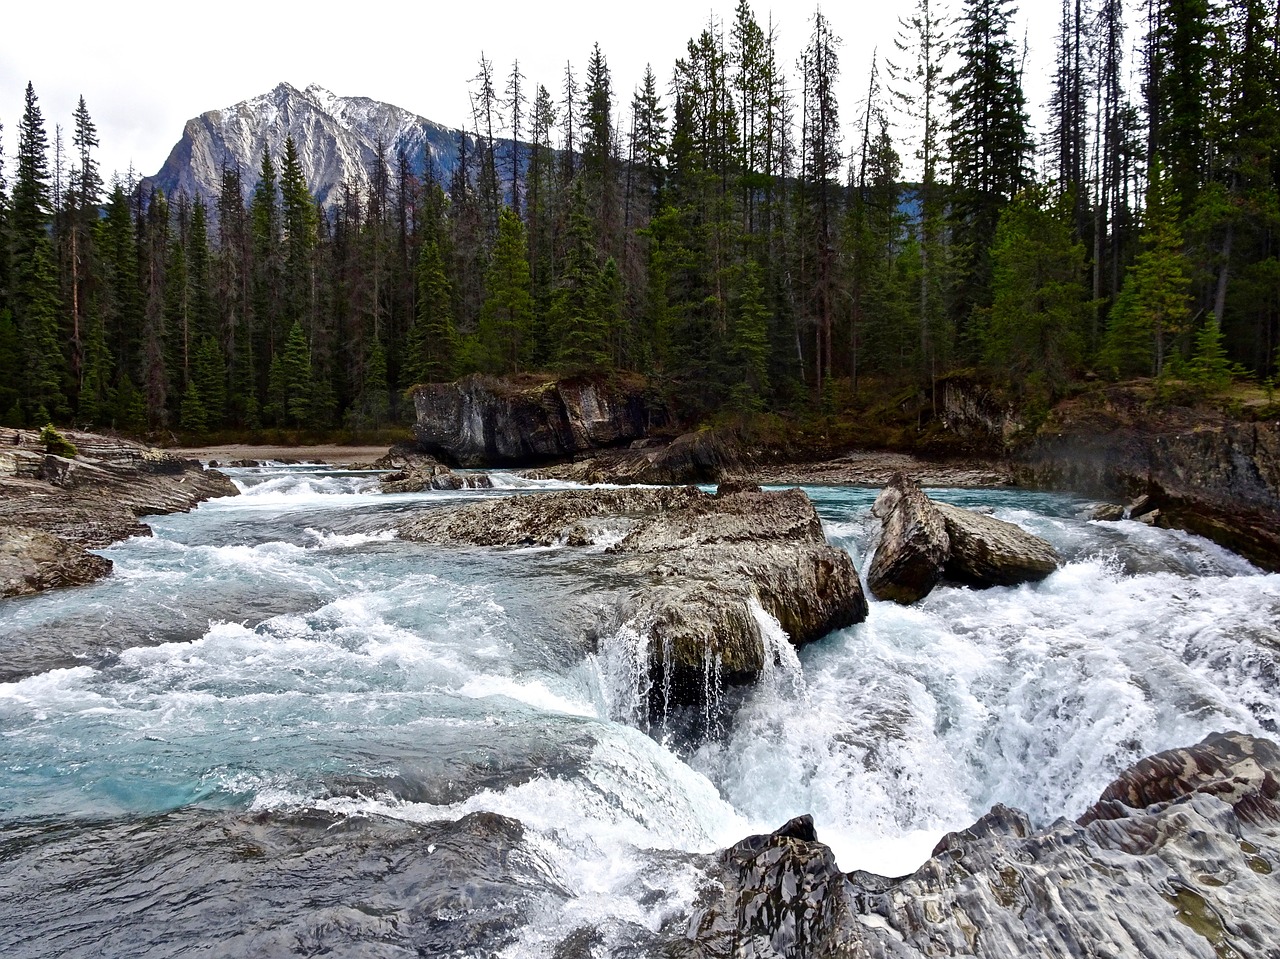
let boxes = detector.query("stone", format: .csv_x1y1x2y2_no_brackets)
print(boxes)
866,471,950,604
380,464,493,494
934,501,1060,587
0,525,114,598
674,731,1280,959
409,373,664,466
400,486,866,731
0,428,238,597
1089,503,1126,521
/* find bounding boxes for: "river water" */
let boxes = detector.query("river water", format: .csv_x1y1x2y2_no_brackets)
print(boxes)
2,467,1277,956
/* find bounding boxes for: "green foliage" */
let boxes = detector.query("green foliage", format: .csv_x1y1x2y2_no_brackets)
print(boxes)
983,187,1089,392
1185,318,1236,393
1100,167,1193,378
477,208,534,373
39,424,77,458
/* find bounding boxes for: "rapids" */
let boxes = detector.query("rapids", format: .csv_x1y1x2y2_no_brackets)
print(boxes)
1,465,1277,956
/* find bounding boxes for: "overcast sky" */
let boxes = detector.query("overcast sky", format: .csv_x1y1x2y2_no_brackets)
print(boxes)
1,0,1064,186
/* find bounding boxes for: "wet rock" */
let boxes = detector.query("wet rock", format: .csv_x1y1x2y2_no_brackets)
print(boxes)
400,486,866,729
373,442,442,471
868,473,1059,603
675,731,1280,959
380,464,494,493
934,501,1060,587
1015,387,1280,570
1089,502,1126,521
0,806,570,959
0,525,113,598
521,427,746,486
410,373,664,466
866,471,950,604
1079,731,1280,826
0,428,238,597
1128,492,1157,519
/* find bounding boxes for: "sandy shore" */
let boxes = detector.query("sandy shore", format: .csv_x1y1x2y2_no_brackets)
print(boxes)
176,444,392,466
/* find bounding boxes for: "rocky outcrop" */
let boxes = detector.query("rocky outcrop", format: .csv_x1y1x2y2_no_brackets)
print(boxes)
868,473,1060,603
380,464,494,493
673,731,1280,959
0,525,114,597
400,485,866,730
0,428,237,597
1014,387,1280,571
520,428,746,486
409,373,665,467
866,472,951,604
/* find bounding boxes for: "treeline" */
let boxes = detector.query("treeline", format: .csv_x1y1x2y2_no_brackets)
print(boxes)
0,0,1277,434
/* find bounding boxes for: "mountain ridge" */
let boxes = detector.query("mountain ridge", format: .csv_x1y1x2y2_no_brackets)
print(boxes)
145,81,483,210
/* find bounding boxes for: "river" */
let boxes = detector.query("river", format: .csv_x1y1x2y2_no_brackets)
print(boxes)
1,466,1277,956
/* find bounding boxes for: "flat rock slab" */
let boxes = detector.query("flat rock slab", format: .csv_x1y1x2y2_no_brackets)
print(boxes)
401,485,867,732
0,428,238,597
0,525,113,598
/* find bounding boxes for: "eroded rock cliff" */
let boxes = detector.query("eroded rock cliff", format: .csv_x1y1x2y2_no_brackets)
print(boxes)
409,373,665,466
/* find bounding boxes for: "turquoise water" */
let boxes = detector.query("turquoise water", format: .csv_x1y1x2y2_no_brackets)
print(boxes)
1,467,1277,956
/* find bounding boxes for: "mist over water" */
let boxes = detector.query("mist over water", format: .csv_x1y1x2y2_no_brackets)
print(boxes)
1,466,1276,955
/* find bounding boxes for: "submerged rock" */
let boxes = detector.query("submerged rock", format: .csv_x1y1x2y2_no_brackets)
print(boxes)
868,472,1059,603
409,373,664,466
0,428,237,597
674,730,1280,959
400,485,866,731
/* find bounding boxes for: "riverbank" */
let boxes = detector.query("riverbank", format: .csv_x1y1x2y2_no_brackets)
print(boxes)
174,443,394,466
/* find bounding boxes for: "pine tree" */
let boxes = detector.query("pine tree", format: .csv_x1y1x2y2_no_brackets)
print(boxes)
947,0,1032,343
550,185,610,372
405,227,458,385
728,260,771,410
279,136,318,334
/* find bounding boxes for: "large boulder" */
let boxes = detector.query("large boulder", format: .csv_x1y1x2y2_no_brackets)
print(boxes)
866,471,950,604
868,472,1059,603
934,501,1061,586
409,373,665,467
672,731,1280,959
400,485,866,732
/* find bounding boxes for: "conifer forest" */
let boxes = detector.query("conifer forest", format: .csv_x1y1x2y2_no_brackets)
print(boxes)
0,0,1277,436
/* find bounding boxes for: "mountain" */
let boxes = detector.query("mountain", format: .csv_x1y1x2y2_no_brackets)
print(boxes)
146,82,480,210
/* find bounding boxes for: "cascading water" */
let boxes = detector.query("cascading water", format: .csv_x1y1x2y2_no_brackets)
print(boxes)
1,466,1277,956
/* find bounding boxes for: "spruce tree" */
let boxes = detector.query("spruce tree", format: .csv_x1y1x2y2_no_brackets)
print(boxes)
984,187,1089,392
10,83,68,422
1101,166,1192,378
477,208,534,372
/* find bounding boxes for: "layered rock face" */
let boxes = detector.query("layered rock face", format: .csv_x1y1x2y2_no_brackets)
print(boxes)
409,374,664,467
400,485,866,729
1002,388,1280,571
674,731,1280,958
0,428,237,597
868,472,1060,603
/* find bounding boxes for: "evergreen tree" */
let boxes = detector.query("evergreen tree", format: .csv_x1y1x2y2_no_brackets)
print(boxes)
727,260,771,410
279,136,318,334
983,187,1090,392
405,226,458,385
477,207,534,372
550,186,610,372
9,82,68,422
1101,166,1193,377
947,0,1032,343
